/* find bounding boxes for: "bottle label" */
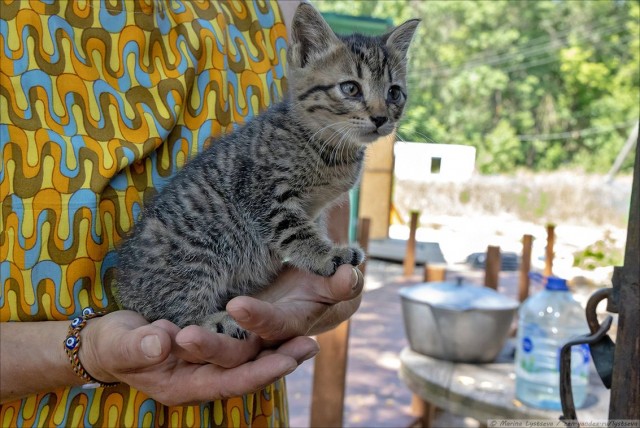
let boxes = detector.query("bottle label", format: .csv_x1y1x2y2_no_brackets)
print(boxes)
519,324,590,379
519,329,591,380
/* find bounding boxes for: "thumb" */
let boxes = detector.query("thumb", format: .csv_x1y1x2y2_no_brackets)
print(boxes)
322,265,364,303
111,324,173,371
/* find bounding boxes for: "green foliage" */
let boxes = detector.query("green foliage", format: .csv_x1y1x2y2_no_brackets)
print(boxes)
459,189,471,204
573,231,624,270
534,192,550,218
314,0,640,173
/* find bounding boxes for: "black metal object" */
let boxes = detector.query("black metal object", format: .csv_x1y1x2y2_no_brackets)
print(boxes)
559,286,617,425
560,315,613,423
607,141,640,419
584,288,615,389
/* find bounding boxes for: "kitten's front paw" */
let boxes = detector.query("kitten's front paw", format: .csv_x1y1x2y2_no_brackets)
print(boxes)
200,311,249,340
313,245,365,277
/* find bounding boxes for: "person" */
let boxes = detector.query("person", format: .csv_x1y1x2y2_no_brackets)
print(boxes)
0,1,364,426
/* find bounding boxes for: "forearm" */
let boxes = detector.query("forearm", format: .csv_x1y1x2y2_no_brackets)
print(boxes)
0,321,84,403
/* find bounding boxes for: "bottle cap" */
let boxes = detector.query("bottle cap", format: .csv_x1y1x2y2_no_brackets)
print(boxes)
545,276,569,291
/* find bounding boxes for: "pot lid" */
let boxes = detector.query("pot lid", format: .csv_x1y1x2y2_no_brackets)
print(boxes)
398,277,519,311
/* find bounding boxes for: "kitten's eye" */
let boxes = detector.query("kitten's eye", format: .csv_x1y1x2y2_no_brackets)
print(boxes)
340,81,362,98
388,85,403,102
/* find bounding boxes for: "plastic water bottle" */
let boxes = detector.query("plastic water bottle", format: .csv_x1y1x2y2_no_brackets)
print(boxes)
515,275,591,410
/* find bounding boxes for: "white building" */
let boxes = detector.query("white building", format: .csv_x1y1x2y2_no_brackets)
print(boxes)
394,142,476,182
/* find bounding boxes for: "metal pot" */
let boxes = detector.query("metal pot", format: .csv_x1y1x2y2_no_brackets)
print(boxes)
399,278,519,363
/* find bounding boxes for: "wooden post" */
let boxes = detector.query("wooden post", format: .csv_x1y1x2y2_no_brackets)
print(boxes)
403,211,419,277
484,245,501,290
423,263,446,283
357,218,371,277
412,261,444,428
411,394,437,428
414,261,446,427
608,142,640,419
310,321,350,427
544,224,555,277
519,234,533,302
310,199,351,428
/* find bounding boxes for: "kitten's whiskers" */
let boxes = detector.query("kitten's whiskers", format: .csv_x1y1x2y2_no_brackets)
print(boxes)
396,127,442,145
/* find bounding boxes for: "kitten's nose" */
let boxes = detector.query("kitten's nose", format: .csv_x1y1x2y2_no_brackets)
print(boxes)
370,116,388,129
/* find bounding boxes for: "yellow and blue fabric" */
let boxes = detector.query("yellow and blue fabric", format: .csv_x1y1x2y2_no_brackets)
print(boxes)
1,0,289,426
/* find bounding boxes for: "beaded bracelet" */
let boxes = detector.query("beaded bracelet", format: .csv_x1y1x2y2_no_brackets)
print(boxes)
64,307,119,389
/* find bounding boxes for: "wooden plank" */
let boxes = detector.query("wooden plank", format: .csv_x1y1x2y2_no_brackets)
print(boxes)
358,135,394,239
519,234,533,302
368,239,446,265
484,245,500,290
544,224,555,277
609,144,640,419
403,211,420,277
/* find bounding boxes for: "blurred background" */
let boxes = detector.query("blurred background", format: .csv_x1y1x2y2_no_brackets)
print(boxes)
312,0,638,278
287,1,639,427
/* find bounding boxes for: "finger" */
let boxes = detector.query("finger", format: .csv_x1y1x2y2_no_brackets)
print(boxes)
307,294,362,335
213,337,318,398
226,296,293,340
211,353,298,400
256,336,319,364
174,325,261,368
151,338,314,405
319,265,364,303
109,323,173,372
150,320,206,364
151,319,181,336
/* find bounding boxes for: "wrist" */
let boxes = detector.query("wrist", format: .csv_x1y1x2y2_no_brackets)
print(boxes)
76,314,119,385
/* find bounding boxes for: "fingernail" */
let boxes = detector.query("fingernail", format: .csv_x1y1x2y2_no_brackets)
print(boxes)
141,335,161,358
301,347,319,362
351,267,362,291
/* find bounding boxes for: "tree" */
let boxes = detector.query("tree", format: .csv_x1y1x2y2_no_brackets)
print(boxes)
314,0,640,173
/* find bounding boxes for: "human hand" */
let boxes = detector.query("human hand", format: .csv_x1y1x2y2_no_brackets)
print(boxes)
79,310,318,406
226,264,364,343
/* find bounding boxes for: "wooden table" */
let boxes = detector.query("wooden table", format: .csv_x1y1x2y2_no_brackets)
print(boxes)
399,343,610,426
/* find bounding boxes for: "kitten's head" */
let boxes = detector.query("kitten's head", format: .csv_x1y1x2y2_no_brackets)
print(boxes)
287,4,419,147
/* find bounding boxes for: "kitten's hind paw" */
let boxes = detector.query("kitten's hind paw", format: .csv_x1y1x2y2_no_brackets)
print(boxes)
200,311,249,340
313,245,365,277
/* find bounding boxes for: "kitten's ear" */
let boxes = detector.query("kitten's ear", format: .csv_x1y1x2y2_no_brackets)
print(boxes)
384,19,421,58
289,3,340,67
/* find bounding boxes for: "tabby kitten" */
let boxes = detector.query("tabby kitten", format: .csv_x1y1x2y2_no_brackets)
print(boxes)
116,4,419,338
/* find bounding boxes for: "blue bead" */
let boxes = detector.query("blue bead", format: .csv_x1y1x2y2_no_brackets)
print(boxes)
65,336,78,350
82,307,94,316
71,317,82,328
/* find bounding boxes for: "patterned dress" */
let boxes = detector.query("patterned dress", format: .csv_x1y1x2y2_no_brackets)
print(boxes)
1,0,290,426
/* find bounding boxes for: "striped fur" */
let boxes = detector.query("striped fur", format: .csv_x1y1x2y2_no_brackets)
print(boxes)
115,4,419,338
